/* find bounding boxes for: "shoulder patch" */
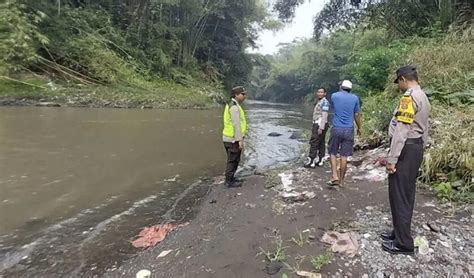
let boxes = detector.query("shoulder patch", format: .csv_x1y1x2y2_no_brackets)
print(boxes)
396,95,415,124
321,99,330,111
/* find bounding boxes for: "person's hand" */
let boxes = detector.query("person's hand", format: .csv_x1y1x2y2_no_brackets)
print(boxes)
238,141,244,150
357,128,362,137
318,129,323,135
386,163,396,174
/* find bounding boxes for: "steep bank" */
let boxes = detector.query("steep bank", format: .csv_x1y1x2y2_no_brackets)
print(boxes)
0,75,222,109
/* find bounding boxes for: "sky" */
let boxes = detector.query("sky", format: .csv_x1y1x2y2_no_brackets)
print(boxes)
249,0,326,55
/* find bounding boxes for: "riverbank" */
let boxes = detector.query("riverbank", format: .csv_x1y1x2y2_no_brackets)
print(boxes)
0,76,223,109
109,149,473,277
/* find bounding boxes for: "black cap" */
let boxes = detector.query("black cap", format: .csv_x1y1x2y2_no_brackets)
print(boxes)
231,86,246,96
394,65,417,83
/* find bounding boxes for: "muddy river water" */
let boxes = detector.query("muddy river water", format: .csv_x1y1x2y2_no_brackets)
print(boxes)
0,101,310,276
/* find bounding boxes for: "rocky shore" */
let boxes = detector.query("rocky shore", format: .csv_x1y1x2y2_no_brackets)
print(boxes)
108,149,473,277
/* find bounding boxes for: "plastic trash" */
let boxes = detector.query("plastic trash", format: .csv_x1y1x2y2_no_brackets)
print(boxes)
414,236,429,255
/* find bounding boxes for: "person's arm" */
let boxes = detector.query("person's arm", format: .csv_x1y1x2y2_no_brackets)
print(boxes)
387,122,410,166
355,113,362,136
354,98,362,136
230,105,243,148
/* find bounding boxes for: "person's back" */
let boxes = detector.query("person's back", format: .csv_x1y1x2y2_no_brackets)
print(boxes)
327,80,362,188
331,90,360,128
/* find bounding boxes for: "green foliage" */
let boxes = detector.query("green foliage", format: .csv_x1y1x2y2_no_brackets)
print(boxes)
258,235,288,263
3,0,280,102
290,230,310,248
403,27,474,105
310,252,332,272
359,91,397,145
0,1,49,73
420,106,473,196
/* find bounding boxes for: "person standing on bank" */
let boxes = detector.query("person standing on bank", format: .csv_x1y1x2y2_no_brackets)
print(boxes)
222,86,247,188
381,66,431,255
327,80,362,187
304,87,330,168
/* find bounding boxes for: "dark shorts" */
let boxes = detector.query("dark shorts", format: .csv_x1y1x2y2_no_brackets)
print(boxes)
328,127,354,157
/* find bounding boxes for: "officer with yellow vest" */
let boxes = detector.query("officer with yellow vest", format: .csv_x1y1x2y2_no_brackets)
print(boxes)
381,66,431,255
222,86,247,188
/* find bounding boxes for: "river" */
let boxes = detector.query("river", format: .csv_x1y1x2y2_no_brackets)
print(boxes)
0,101,310,276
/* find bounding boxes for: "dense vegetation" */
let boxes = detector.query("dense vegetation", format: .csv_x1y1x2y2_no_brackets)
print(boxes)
249,0,473,202
0,0,280,107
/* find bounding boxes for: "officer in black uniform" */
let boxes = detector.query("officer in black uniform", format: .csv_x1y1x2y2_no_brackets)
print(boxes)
381,66,431,255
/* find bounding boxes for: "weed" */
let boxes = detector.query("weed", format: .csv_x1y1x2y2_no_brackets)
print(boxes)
290,229,310,247
283,255,306,273
258,235,288,263
311,251,332,272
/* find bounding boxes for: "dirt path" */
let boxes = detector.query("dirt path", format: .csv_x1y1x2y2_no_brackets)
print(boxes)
109,153,473,278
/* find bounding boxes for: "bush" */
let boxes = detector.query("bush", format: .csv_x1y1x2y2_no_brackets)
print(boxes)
420,106,473,202
402,26,474,105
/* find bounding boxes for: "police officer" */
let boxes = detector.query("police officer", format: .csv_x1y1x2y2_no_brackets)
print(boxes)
304,87,330,168
222,86,247,188
381,66,431,255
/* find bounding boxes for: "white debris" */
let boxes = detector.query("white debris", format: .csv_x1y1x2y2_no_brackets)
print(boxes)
157,250,173,258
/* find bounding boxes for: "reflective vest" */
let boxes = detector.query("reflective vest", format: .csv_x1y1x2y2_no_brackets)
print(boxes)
222,101,247,138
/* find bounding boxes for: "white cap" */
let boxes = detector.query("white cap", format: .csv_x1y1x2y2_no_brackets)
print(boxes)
341,80,352,89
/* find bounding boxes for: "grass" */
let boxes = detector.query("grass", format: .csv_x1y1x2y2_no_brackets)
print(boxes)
290,229,310,248
310,252,332,272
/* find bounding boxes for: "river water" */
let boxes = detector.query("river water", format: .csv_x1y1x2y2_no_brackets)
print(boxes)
0,101,309,276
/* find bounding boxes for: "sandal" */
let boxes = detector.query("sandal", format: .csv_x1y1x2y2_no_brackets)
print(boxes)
326,179,339,186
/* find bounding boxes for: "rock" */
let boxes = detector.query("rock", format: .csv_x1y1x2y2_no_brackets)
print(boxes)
267,132,283,137
437,240,451,248
265,261,283,275
245,202,256,209
375,271,384,278
422,224,431,231
289,131,303,140
427,222,440,233
454,267,464,276
136,269,151,278
36,102,61,107
209,199,217,204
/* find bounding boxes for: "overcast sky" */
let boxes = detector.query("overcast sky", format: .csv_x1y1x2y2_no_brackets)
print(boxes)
249,0,326,55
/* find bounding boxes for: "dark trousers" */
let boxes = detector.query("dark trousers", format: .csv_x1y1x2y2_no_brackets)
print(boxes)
308,123,328,160
388,141,424,250
224,142,242,182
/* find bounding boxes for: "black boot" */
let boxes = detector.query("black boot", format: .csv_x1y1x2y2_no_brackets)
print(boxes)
381,240,414,255
380,230,395,241
225,178,242,188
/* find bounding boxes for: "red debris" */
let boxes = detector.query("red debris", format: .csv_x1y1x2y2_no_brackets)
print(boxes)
131,223,189,248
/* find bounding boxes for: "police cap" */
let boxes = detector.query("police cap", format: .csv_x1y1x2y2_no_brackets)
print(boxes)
394,65,417,83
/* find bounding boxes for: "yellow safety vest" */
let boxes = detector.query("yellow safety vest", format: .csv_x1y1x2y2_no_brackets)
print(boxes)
222,102,247,138
396,91,416,124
